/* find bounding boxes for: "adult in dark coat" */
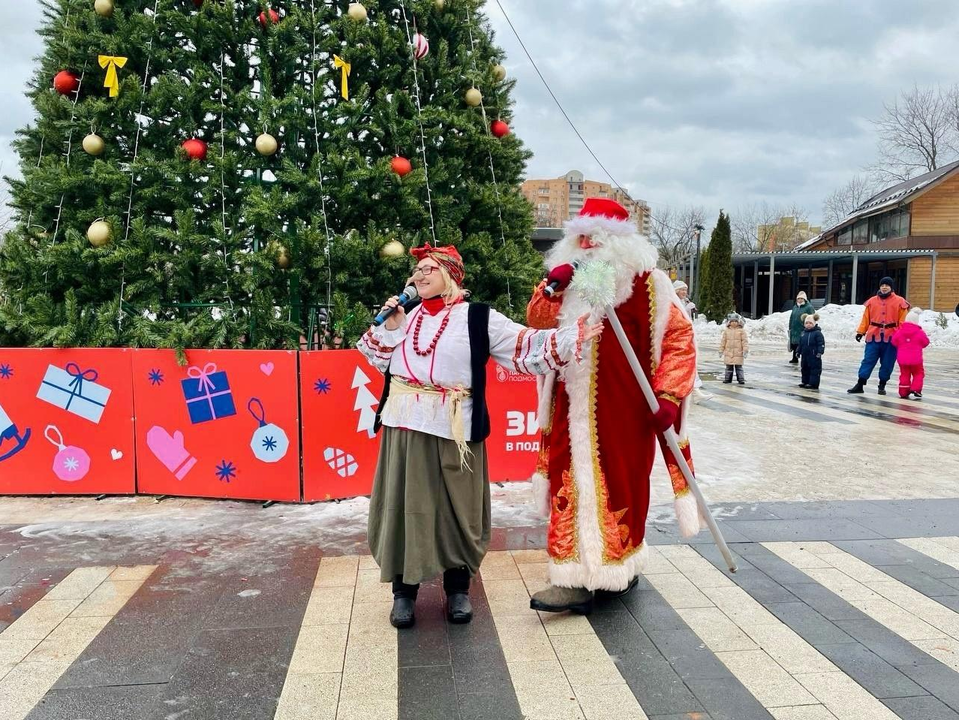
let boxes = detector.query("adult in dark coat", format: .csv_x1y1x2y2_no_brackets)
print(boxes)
788,291,815,363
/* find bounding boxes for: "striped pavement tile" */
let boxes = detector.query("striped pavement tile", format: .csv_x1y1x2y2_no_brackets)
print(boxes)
0,565,157,720
763,541,959,671
0,541,954,720
898,538,960,571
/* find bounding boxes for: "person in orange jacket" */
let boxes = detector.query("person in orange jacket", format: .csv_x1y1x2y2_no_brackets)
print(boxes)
847,276,910,395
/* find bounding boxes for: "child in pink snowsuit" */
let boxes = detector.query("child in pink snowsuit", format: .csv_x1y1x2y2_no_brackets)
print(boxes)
891,308,929,399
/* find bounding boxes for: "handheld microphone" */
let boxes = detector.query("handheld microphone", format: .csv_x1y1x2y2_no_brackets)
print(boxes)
373,284,419,327
544,261,580,297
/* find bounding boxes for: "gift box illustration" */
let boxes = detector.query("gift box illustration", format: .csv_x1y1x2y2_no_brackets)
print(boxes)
180,362,236,424
36,363,112,424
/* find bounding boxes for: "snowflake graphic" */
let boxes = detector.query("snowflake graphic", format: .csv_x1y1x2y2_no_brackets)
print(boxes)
314,377,332,394
215,460,237,482
64,456,80,472
262,435,277,452
148,369,164,386
0,364,12,379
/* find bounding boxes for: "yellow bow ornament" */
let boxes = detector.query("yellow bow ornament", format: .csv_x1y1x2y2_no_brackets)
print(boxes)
333,55,351,100
98,55,128,97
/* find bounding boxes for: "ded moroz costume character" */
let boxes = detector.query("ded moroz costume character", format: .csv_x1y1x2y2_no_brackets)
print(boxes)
525,198,703,614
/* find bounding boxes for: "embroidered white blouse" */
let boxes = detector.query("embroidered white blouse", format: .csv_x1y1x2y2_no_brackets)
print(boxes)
357,302,578,441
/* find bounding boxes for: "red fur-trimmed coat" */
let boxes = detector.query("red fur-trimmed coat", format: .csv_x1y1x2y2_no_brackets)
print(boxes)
527,268,700,591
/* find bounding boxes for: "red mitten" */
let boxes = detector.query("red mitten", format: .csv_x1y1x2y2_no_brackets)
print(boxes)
546,263,576,292
653,398,679,433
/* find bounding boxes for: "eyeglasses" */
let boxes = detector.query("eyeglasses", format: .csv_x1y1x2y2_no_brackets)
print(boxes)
412,266,439,277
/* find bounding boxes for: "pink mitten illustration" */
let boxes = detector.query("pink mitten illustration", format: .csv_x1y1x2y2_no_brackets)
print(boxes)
147,426,197,480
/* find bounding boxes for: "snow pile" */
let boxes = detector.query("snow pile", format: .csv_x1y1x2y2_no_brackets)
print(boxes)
693,304,959,347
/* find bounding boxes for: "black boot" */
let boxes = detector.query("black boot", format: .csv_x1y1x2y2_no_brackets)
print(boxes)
723,366,733,384
595,576,639,600
735,366,745,385
789,352,799,364
446,593,473,623
878,380,887,396
390,597,416,629
847,378,865,394
390,576,418,629
443,566,473,624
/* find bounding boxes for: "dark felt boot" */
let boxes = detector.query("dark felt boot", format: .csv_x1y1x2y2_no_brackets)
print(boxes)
847,378,865,394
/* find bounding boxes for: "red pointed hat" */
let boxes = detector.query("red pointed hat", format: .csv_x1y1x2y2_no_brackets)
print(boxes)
410,242,465,285
565,197,636,237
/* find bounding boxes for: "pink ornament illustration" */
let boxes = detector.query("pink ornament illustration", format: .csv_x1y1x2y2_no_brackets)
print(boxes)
44,425,91,482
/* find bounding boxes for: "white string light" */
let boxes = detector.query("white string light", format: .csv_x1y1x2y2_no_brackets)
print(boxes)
122,0,161,242
310,0,334,323
465,16,512,307
398,1,438,245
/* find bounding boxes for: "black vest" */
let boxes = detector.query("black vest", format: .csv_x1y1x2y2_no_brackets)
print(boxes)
373,302,492,442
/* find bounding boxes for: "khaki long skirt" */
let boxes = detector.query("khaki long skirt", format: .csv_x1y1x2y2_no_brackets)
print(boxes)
368,427,491,585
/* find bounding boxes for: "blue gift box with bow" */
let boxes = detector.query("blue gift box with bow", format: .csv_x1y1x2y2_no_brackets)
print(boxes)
180,363,237,424
36,363,112,424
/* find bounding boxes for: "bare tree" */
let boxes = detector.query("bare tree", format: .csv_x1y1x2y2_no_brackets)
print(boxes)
731,202,813,253
821,174,876,228
870,83,960,183
648,205,706,267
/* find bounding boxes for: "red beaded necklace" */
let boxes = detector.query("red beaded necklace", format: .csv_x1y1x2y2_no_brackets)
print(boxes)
412,306,453,356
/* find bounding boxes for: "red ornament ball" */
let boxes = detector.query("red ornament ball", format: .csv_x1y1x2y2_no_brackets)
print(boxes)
258,8,279,26
491,120,510,138
182,138,208,161
193,0,203,7
391,156,412,177
53,70,79,95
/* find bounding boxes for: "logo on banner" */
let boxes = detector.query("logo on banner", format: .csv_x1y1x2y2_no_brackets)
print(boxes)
495,364,536,383
351,367,378,439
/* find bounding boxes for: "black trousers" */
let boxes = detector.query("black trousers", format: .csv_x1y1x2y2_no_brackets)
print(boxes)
801,358,822,388
392,566,471,599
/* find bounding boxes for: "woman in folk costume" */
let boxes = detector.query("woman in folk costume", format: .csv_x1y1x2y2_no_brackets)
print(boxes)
526,198,702,614
358,243,602,629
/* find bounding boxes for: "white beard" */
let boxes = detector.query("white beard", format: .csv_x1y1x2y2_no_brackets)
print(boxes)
545,229,659,317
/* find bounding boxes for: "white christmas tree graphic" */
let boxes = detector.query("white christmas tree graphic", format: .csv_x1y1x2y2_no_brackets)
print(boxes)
352,367,378,439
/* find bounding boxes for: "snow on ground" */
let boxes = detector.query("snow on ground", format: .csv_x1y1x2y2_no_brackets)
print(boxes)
694,304,959,348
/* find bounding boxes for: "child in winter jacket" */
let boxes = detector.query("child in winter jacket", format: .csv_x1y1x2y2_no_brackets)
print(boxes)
798,313,825,390
891,308,930,399
720,314,748,384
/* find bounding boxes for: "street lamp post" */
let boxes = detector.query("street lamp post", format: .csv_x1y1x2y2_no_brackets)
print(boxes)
692,224,704,303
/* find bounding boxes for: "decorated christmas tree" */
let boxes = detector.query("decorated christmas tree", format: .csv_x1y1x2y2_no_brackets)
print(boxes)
0,0,540,350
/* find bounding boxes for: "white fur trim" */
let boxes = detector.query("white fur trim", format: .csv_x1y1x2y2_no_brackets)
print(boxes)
674,492,703,538
531,471,551,518
564,214,636,238
549,542,649,591
536,372,556,431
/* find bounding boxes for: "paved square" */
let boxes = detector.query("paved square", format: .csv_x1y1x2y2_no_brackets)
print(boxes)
0,345,956,719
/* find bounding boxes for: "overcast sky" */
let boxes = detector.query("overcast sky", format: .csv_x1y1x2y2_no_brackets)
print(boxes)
2,0,958,229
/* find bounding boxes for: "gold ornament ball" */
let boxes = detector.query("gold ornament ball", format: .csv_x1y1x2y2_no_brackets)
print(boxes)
347,2,367,21
380,240,405,258
82,133,105,156
94,0,114,17
255,132,278,156
465,87,482,107
492,64,507,81
434,0,445,9
87,220,112,247
277,249,291,269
